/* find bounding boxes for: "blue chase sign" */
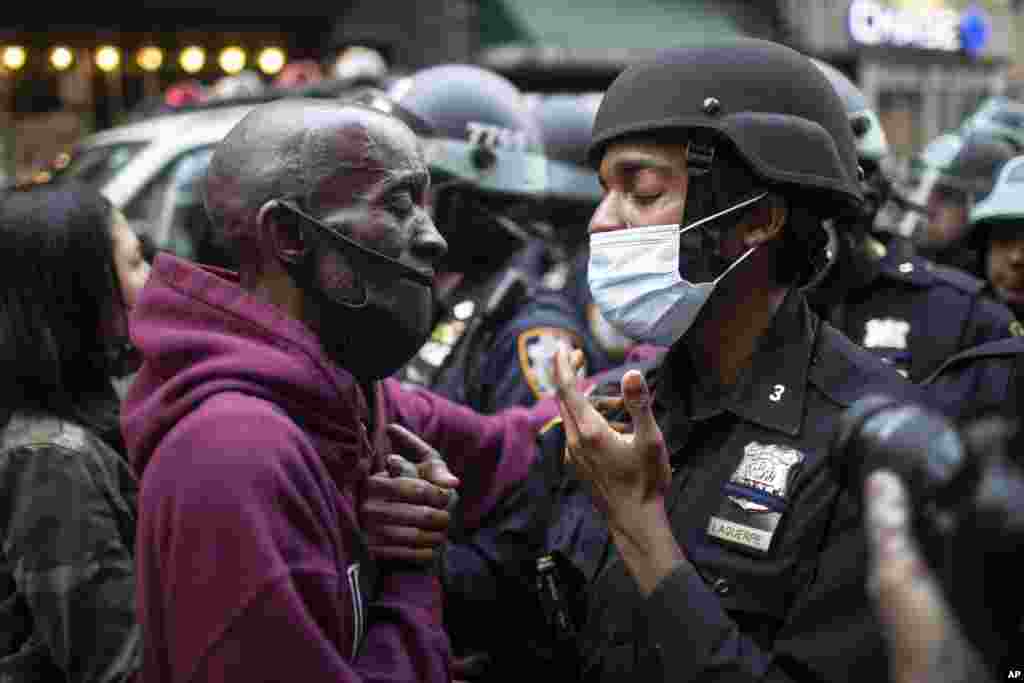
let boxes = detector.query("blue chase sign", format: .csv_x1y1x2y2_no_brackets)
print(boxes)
848,0,991,57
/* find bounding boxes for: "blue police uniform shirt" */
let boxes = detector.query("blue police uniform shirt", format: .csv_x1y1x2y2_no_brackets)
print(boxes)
397,239,611,413
471,288,612,412
442,289,924,683
923,337,1024,423
830,240,1019,382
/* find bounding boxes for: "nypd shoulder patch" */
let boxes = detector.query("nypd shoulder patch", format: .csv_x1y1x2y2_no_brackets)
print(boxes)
517,327,586,400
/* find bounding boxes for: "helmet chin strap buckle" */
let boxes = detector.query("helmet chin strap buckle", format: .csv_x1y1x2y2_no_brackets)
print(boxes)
686,135,716,177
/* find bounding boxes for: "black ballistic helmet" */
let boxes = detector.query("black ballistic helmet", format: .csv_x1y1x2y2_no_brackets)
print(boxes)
809,58,910,235
589,39,863,219
384,64,547,198
810,59,889,169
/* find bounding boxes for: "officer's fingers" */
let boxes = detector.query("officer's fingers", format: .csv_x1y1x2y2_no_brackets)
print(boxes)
369,545,436,565
588,395,624,414
557,391,583,453
366,523,447,549
556,343,612,452
364,474,452,512
387,423,440,464
555,347,584,449
621,371,662,449
362,499,451,532
608,421,632,434
570,348,585,374
554,342,593,419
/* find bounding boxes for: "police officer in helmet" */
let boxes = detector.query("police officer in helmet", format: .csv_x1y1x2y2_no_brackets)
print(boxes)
806,59,1019,382
353,65,605,413
923,155,1024,422
905,128,1017,274
449,39,921,683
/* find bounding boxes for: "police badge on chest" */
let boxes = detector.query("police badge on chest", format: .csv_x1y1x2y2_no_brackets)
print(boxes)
707,442,805,555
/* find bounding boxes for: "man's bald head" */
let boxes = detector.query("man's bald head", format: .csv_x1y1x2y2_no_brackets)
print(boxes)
204,98,422,266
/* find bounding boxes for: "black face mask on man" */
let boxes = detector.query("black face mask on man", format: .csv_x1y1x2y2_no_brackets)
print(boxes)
269,200,436,382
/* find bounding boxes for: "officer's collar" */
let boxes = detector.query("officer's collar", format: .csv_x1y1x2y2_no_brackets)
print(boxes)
655,288,814,442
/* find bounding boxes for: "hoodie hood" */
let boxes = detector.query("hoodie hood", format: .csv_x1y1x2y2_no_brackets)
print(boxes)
122,254,383,483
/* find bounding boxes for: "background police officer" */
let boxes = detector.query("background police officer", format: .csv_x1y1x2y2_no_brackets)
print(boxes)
353,65,607,413
960,154,1024,320
922,156,1024,421
449,39,921,683
904,128,1018,274
806,60,1020,382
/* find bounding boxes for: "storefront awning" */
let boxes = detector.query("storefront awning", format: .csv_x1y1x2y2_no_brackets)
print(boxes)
477,0,746,89
480,0,743,51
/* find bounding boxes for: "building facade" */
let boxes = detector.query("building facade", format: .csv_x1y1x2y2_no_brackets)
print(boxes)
778,0,1015,161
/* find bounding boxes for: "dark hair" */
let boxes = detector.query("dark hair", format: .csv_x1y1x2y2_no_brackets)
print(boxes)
0,182,124,448
682,133,830,287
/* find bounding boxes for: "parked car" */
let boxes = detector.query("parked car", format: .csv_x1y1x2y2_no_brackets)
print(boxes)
50,104,255,268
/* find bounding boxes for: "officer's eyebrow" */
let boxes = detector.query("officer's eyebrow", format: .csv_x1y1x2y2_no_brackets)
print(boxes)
600,151,677,186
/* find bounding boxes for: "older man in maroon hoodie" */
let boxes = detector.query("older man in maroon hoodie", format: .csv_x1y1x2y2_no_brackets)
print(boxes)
121,99,546,683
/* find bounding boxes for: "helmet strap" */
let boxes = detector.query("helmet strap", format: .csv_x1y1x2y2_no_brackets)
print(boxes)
683,132,718,228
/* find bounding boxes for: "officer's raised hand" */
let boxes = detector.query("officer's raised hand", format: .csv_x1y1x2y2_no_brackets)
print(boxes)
361,424,460,565
553,342,682,595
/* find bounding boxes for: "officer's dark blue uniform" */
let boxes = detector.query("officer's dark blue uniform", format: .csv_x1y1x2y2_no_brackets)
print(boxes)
443,291,922,682
404,256,609,413
806,57,1021,383
922,337,1024,422
820,237,1019,381
353,65,610,412
440,38,937,683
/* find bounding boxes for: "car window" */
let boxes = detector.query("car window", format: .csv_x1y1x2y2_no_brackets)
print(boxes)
52,142,146,187
124,145,235,268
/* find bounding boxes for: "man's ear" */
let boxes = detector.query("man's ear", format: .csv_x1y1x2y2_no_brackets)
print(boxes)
743,193,787,248
259,200,309,263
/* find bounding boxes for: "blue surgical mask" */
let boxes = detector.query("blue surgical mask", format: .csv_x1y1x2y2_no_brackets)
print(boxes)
587,192,767,347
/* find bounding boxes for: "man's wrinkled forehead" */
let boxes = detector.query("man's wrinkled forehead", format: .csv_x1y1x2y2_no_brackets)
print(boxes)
304,110,424,210
314,111,422,177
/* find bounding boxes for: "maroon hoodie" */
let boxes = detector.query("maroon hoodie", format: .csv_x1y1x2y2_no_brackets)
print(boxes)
122,254,549,683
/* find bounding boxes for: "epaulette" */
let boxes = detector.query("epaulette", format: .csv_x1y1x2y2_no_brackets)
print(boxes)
810,323,922,408
923,337,1024,384
878,249,985,296
920,261,986,296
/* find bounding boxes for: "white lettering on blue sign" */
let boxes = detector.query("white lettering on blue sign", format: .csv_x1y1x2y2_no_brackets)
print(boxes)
847,0,970,53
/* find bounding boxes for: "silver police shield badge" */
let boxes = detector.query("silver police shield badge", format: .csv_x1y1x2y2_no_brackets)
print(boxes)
707,442,805,554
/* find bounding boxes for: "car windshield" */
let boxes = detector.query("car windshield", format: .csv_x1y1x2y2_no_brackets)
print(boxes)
52,142,147,187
